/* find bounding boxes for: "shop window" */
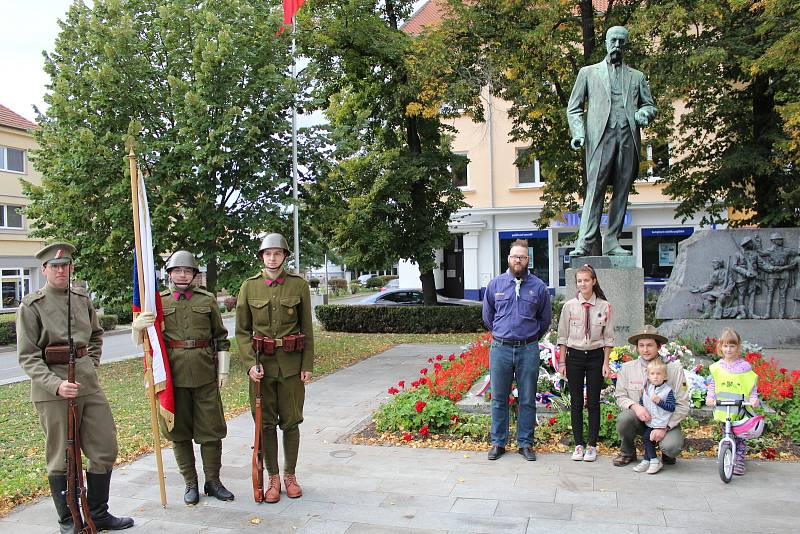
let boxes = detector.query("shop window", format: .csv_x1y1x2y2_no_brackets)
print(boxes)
0,205,24,229
498,232,550,286
1,268,31,309
0,146,25,173
641,227,693,279
451,152,468,188
516,148,544,186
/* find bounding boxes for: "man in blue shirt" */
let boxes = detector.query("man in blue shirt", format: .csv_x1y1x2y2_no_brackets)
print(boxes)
482,239,552,461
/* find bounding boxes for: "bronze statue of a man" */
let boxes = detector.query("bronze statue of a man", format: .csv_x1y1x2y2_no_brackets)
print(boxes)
566,26,657,256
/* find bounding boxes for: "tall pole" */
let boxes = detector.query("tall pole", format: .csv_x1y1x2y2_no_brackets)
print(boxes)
128,149,168,508
292,15,300,274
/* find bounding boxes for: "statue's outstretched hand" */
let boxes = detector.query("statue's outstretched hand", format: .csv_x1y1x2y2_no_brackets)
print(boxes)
635,109,650,127
570,137,584,150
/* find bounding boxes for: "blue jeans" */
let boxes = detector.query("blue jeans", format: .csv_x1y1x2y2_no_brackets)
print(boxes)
489,340,540,448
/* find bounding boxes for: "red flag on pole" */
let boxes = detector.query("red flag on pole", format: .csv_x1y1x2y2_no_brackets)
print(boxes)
277,0,305,35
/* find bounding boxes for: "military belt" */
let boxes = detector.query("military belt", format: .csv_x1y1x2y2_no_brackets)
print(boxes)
44,345,89,364
168,339,212,349
252,334,305,355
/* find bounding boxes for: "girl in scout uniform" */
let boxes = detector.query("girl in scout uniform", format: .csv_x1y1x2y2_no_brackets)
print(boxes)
556,264,615,462
706,329,760,475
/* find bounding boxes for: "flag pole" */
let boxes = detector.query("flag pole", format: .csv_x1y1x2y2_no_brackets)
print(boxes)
291,14,300,274
128,148,168,508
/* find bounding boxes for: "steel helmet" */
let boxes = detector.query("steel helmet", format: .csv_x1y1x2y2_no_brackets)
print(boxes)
258,233,290,257
165,250,199,272
769,232,783,241
732,414,765,440
740,236,753,247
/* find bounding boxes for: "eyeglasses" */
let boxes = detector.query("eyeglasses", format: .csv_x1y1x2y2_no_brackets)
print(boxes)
170,268,196,275
509,255,529,262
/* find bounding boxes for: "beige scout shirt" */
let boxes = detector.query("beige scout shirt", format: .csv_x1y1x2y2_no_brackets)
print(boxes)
17,284,103,402
556,294,615,350
614,357,690,429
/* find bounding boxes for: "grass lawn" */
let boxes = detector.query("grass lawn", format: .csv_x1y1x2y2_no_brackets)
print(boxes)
0,329,476,516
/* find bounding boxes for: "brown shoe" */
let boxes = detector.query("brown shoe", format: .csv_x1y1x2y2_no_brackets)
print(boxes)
265,475,281,503
612,453,637,467
283,474,302,498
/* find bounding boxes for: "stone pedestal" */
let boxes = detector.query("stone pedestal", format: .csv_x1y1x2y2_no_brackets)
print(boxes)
566,259,644,346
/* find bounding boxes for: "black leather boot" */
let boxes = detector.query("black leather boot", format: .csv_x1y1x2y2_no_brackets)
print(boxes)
204,480,234,501
184,482,200,505
86,471,134,530
48,475,75,534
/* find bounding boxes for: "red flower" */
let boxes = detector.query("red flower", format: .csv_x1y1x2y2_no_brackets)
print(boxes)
508,395,516,406
460,353,467,359
402,432,412,442
420,368,428,375
607,413,615,421
428,358,433,363
419,377,428,385
547,417,557,426
419,424,430,436
434,363,442,372
780,368,788,374
398,380,405,388
436,354,444,361
448,354,456,361
387,387,399,394
411,380,420,388
415,400,427,413
763,447,777,460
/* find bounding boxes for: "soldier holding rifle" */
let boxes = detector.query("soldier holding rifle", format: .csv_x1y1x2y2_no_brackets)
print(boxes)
17,242,133,533
236,233,314,503
132,250,233,505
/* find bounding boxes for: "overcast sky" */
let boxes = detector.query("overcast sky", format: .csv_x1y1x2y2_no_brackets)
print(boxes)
1,1,427,123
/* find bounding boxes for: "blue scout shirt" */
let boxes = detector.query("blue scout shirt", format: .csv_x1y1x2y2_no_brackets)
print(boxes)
482,270,551,341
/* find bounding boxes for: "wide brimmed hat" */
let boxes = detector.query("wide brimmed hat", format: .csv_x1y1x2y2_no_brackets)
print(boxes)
628,325,667,345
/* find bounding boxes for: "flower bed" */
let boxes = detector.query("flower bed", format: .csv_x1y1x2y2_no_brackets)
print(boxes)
359,332,800,460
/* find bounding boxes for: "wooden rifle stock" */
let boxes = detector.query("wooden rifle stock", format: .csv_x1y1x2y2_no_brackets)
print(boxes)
251,350,265,502
65,276,96,534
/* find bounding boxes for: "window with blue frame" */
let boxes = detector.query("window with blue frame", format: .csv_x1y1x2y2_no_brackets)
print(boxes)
498,231,550,286
641,227,694,280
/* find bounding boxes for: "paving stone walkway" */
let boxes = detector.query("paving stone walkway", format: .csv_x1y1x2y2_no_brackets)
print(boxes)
3,343,799,534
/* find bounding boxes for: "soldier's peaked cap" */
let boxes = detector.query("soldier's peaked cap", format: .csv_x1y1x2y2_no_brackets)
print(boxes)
36,242,76,266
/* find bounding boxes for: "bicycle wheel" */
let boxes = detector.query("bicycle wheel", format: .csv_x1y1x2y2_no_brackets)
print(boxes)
718,440,734,483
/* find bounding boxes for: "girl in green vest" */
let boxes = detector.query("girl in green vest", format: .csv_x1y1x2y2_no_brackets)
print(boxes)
705,329,760,475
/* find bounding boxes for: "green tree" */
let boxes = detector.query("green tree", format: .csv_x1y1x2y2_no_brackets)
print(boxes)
298,0,467,304
24,0,297,302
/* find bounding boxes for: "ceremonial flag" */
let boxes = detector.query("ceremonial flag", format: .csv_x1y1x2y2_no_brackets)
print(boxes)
277,0,305,35
132,173,175,431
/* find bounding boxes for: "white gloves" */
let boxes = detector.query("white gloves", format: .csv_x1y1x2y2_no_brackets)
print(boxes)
217,351,231,388
131,311,156,345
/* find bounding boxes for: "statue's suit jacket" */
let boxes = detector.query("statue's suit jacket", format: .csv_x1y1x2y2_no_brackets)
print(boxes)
566,60,657,167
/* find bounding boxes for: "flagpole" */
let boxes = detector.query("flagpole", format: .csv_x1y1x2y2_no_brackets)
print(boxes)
291,15,300,274
128,148,168,508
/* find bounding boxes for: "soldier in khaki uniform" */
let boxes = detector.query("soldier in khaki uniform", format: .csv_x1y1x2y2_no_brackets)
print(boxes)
17,242,133,533
236,233,314,503
132,251,233,505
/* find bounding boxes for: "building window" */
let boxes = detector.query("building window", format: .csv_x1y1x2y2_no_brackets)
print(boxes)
451,152,468,188
0,205,24,229
641,227,694,280
498,231,550,286
516,148,544,186
0,146,26,173
646,143,670,178
1,268,31,309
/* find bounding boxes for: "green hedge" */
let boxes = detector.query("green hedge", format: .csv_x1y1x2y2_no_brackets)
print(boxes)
0,314,16,345
315,304,485,333
102,306,133,325
98,314,118,331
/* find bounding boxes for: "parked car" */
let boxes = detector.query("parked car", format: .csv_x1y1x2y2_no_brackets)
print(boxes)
380,279,400,291
359,288,480,306
356,273,377,286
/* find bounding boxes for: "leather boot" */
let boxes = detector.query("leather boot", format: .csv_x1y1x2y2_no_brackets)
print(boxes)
86,471,134,530
283,474,302,498
173,440,199,505
48,475,75,534
265,474,281,503
201,441,234,501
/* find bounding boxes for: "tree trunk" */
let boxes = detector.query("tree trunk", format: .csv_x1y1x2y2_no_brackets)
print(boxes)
751,72,777,226
580,0,595,64
206,253,218,293
419,269,438,306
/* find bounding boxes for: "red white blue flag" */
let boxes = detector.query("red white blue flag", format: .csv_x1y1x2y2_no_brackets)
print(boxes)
132,172,175,430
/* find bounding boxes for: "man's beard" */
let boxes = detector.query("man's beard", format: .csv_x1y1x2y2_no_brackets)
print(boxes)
609,50,622,64
510,263,528,276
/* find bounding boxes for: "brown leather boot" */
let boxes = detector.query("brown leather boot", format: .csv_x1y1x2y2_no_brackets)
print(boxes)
265,475,281,503
283,474,302,498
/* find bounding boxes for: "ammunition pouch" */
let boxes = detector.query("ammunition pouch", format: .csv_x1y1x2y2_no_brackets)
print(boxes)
252,335,276,355
252,334,305,355
282,333,305,353
44,345,88,365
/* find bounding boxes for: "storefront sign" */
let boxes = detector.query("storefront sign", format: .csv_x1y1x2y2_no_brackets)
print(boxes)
642,227,694,237
498,230,548,239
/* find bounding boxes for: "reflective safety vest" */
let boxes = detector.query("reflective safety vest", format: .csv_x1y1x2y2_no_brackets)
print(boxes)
709,361,758,422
